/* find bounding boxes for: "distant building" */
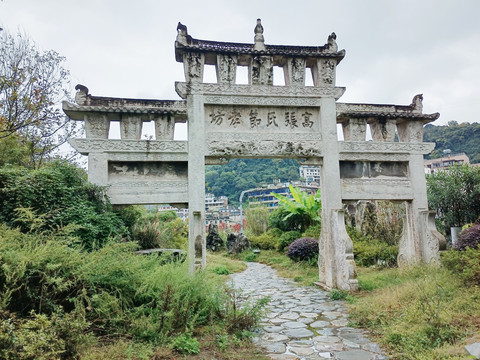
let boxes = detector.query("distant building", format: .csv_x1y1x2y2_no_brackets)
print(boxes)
299,165,320,185
424,153,470,174
205,193,228,211
245,181,319,209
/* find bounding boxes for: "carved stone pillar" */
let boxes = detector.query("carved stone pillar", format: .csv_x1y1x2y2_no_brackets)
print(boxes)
120,115,142,140
85,114,109,139
369,118,396,141
155,115,175,141
216,54,237,84
183,52,204,83
251,55,273,85
318,97,358,291
284,58,305,86
87,152,108,186
187,94,206,273
397,120,424,142
342,118,367,141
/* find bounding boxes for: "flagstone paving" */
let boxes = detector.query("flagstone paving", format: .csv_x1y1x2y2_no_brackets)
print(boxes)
231,262,387,360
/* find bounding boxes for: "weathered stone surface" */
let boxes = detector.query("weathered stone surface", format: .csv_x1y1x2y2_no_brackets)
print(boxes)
282,321,307,329
263,342,287,354
335,350,375,360
310,320,330,328
316,343,344,352
206,224,223,251
289,346,315,356
226,233,250,254
283,328,314,339
466,342,480,357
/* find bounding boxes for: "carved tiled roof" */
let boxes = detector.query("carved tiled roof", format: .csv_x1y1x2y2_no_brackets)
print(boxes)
63,100,186,114
337,111,440,121
63,84,187,120
175,39,345,59
336,98,440,124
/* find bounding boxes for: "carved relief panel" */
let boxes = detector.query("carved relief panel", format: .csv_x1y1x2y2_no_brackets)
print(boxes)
85,114,110,139
120,115,143,140
216,54,237,84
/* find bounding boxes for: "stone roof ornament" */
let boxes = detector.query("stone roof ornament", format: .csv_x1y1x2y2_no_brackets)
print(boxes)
327,32,338,53
410,94,423,113
176,22,192,45
74,84,89,105
253,18,266,51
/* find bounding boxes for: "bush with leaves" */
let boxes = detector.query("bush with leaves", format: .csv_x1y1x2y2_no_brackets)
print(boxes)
347,226,398,267
249,228,282,250
286,237,318,262
427,164,480,229
454,223,480,251
0,161,127,249
441,246,480,285
132,211,187,250
277,230,302,252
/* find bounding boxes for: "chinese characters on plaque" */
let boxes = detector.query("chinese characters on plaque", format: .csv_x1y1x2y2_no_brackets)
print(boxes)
207,107,316,130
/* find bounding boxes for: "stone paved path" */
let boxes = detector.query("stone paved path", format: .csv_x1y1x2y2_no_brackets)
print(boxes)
231,262,387,360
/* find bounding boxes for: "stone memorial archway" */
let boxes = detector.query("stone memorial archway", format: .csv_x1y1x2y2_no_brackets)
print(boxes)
64,20,444,291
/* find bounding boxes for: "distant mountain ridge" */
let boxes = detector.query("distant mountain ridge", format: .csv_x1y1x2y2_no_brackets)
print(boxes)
424,121,480,163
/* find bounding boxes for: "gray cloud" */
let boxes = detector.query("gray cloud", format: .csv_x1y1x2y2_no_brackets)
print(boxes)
1,0,479,125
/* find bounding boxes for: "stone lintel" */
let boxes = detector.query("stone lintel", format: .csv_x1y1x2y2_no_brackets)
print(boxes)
341,178,413,200
108,182,188,205
339,141,435,155
175,82,345,101
339,152,410,162
68,139,188,155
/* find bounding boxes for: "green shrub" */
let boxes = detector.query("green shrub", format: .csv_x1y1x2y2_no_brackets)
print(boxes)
172,333,200,355
441,246,480,285
348,226,398,267
0,162,128,249
302,223,321,239
213,265,231,275
277,231,302,252
249,228,282,250
132,216,187,250
242,250,258,262
286,237,318,262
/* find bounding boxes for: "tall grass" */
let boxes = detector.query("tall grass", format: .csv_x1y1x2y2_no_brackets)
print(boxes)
0,225,266,359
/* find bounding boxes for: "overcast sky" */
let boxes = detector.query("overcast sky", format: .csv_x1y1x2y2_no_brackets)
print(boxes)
2,0,480,128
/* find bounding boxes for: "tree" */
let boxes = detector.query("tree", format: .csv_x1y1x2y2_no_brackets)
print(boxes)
427,164,480,229
0,30,79,168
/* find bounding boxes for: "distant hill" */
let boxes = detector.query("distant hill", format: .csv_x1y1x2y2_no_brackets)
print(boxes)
205,159,300,206
424,121,480,163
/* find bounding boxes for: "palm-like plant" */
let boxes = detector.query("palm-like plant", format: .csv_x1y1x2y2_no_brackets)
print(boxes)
271,185,321,231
